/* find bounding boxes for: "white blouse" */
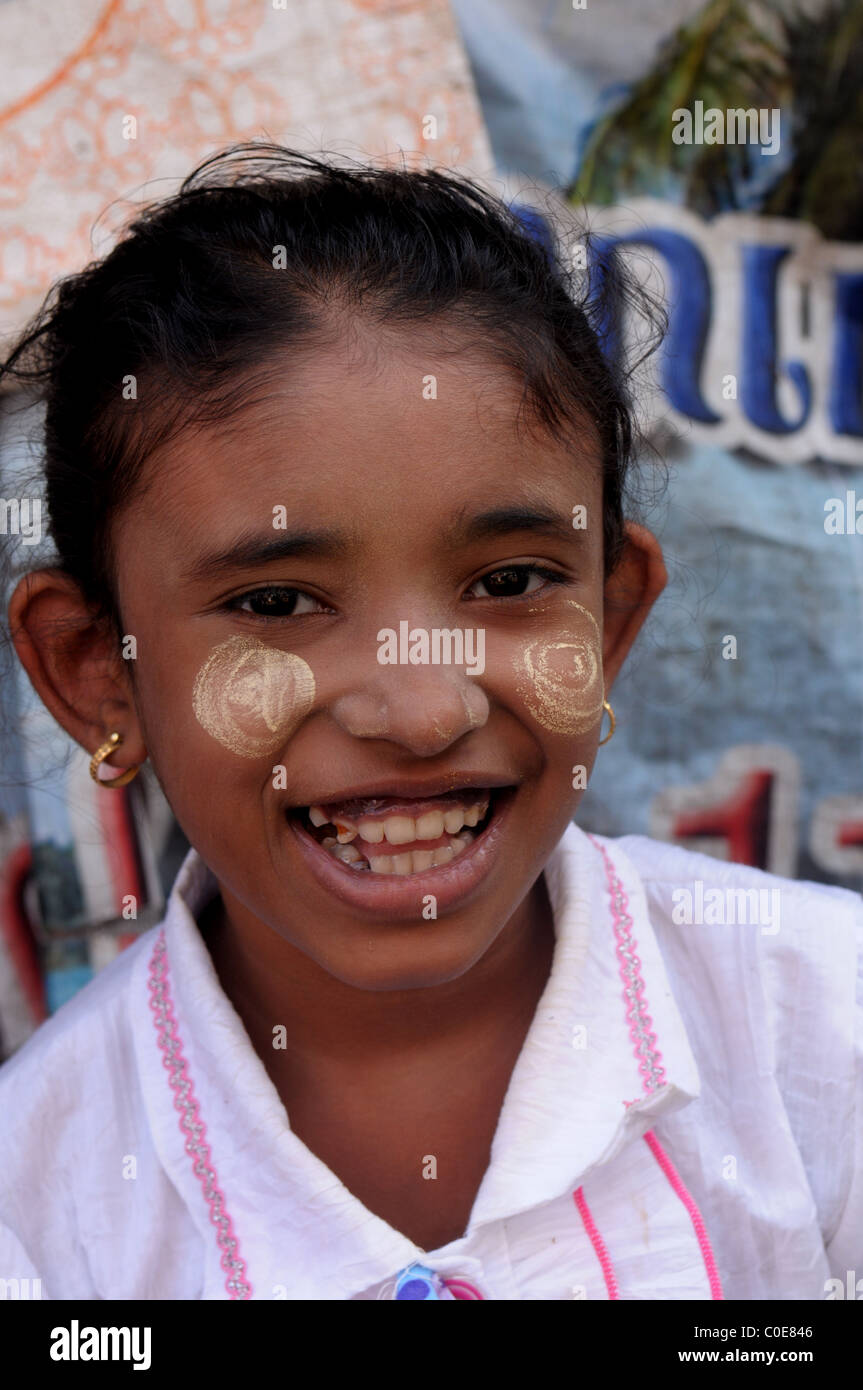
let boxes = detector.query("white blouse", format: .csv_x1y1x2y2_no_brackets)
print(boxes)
0,822,860,1300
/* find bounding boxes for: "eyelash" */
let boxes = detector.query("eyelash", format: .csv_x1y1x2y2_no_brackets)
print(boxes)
225,565,570,621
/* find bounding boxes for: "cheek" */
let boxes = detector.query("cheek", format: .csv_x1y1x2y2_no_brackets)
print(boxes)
513,603,604,736
191,636,316,758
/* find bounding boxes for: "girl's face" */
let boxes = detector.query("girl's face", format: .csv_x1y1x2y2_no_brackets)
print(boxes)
101,334,660,989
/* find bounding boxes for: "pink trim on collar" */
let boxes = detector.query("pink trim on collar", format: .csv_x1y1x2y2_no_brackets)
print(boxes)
586,835,724,1301
589,834,667,1094
148,929,252,1300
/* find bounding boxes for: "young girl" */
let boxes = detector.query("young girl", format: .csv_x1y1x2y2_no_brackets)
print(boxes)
0,143,859,1301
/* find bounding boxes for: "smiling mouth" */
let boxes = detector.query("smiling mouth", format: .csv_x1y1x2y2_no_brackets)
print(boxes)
287,787,502,876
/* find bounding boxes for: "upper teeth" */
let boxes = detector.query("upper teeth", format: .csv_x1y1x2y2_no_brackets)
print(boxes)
307,798,489,844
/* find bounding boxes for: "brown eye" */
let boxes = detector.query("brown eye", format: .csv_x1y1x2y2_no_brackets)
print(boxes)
469,566,564,599
233,587,323,618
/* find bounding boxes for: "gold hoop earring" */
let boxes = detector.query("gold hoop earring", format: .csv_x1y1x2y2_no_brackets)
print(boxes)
598,698,616,746
89,732,141,789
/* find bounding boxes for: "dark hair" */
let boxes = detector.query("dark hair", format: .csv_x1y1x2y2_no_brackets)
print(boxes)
0,141,663,640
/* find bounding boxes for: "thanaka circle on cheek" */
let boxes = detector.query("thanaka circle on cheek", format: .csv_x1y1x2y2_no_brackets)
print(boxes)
192,636,316,758
513,601,604,736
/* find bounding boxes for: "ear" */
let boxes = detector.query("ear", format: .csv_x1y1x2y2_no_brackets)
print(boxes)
601,521,666,691
7,569,148,772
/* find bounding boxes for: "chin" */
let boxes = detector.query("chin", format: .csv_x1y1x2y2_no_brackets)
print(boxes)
302,925,499,994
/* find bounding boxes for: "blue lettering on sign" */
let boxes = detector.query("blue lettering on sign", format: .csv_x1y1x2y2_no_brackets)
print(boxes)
831,271,863,438
590,228,720,424
740,245,810,433
510,198,863,466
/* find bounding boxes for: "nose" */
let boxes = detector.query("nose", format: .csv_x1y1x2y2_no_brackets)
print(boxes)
330,667,490,756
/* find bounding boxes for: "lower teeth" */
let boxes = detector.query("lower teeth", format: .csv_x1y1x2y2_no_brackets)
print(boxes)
325,831,475,875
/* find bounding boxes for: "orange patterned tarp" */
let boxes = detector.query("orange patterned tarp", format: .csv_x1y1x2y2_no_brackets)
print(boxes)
0,0,492,342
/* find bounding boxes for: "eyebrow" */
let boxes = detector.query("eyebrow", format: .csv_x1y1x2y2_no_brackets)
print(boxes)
452,504,582,547
183,504,581,585
182,528,351,584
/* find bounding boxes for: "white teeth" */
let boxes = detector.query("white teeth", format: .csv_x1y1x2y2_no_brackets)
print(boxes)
311,796,491,849
377,800,486,845
357,817,385,843
415,810,445,840
368,855,395,875
382,815,418,845
333,831,474,876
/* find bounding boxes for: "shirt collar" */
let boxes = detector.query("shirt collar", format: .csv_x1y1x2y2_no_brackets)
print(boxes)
132,820,701,1297
467,820,701,1227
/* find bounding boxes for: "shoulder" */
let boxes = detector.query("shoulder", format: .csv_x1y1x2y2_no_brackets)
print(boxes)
603,833,863,1252
0,922,200,1298
609,831,863,973
0,927,157,1158
596,830,862,1115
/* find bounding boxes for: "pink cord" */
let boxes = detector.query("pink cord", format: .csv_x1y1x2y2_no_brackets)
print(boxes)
441,1276,485,1300
573,1187,620,1299
643,1130,724,1300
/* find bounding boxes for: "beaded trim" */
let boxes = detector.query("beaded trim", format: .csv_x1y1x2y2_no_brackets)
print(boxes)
147,929,252,1300
587,835,667,1094
585,835,723,1300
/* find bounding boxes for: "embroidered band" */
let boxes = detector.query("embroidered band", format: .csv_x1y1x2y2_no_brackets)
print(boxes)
589,834,667,1092
148,929,252,1300
584,835,724,1301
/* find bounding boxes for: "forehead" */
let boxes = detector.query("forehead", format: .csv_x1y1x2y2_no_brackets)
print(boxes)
124,338,603,555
